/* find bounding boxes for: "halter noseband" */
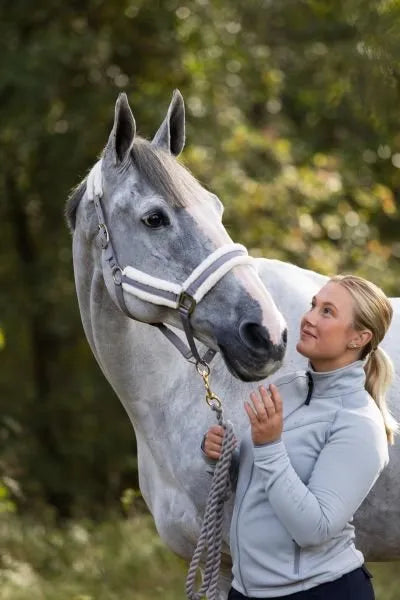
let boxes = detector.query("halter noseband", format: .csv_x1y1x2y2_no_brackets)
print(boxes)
86,159,254,366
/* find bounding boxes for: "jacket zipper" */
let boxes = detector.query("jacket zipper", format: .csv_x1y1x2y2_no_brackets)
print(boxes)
235,463,254,596
293,539,301,575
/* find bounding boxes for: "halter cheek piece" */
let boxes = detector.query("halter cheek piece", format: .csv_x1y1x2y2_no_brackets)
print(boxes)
86,160,254,367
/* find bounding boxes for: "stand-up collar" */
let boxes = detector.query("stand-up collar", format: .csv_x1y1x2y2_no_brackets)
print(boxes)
305,359,367,401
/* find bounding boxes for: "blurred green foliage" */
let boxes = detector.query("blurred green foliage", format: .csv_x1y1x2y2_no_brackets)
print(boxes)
0,0,399,518
0,513,399,599
0,513,188,600
0,481,16,514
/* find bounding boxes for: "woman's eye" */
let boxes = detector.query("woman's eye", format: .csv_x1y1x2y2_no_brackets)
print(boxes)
310,303,331,315
142,212,169,228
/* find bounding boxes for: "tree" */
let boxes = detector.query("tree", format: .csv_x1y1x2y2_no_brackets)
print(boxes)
1,0,399,516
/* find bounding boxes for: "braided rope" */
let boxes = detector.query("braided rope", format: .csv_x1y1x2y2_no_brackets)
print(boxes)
186,408,236,600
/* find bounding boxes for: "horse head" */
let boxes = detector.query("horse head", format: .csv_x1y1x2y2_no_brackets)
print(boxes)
66,91,287,381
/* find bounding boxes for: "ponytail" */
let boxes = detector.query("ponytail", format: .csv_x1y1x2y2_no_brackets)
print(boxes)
364,347,399,446
330,273,399,446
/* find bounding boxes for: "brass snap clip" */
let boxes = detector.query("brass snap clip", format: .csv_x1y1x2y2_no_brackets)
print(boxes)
196,361,222,411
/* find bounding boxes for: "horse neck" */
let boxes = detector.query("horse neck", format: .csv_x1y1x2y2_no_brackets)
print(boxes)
72,228,205,443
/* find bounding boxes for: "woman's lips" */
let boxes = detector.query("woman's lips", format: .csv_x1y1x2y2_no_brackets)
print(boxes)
301,330,316,338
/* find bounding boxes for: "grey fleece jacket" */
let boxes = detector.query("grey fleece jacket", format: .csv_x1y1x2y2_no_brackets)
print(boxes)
203,359,389,598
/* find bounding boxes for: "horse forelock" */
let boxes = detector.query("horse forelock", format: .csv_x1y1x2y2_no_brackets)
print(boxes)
130,137,204,209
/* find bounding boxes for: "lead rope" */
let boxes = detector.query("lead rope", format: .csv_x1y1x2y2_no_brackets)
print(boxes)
186,362,236,600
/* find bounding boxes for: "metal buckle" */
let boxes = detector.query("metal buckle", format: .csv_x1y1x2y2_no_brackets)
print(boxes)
98,223,109,249
196,360,210,377
178,291,196,315
112,266,123,285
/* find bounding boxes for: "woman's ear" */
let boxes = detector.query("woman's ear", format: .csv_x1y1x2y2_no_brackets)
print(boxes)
350,329,373,350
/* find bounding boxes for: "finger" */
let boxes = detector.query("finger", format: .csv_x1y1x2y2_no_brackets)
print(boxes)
206,427,224,441
244,401,258,424
205,441,223,454
269,384,283,413
207,450,221,460
204,439,221,458
250,390,268,420
207,433,224,446
209,425,224,438
259,385,276,418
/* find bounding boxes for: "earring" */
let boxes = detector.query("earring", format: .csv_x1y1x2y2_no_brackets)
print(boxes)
349,343,359,349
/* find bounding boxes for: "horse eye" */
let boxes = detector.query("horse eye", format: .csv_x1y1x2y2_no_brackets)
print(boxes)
142,212,169,228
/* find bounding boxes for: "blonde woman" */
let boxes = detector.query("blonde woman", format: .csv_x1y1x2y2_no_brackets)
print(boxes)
203,274,398,600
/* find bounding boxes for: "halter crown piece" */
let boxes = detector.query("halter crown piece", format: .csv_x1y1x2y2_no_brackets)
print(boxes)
86,159,255,366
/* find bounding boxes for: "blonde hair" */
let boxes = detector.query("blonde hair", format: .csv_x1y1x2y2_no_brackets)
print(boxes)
329,274,399,445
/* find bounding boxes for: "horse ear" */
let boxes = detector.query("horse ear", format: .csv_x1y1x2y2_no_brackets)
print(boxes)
152,89,185,156
105,92,136,165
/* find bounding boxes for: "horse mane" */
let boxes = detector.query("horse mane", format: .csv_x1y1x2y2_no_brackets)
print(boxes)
65,179,87,232
65,137,205,232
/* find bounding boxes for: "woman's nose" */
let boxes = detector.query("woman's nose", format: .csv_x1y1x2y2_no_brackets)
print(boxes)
303,311,316,327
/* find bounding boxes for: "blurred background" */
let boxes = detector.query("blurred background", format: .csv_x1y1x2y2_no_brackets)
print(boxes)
1,0,399,598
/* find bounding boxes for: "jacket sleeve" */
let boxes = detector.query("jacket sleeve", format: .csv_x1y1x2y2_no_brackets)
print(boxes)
253,414,389,548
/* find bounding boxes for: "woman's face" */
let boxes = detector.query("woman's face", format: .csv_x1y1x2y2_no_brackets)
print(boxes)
296,281,370,371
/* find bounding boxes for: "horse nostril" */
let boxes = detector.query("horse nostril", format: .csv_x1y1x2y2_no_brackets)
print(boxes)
282,328,288,346
239,320,271,352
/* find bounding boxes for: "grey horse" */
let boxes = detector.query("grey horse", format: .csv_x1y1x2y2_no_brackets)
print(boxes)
66,91,400,598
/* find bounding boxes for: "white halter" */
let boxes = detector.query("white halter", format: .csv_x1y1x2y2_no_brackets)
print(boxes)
86,159,254,365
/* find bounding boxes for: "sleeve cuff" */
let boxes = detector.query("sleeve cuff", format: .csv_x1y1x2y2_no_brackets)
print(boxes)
253,439,286,462
254,436,282,448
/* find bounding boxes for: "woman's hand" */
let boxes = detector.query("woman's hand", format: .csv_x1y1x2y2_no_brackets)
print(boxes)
245,383,283,445
203,425,237,460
